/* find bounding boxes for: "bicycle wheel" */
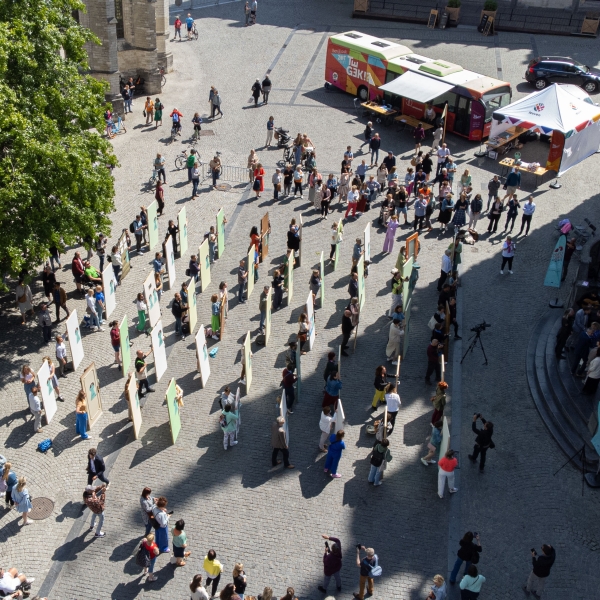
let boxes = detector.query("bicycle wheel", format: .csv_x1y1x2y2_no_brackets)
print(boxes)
161,74,167,87
193,28,199,41
175,155,186,170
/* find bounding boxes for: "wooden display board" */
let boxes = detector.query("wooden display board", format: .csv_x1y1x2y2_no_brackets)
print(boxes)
125,373,142,440
80,363,103,428
260,213,270,261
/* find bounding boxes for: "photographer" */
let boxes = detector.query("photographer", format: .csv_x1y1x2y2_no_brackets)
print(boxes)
524,544,555,597
449,531,482,583
83,483,106,538
353,545,380,600
318,534,342,594
468,414,494,473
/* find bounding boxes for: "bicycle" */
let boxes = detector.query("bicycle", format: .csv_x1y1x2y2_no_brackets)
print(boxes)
149,166,159,187
175,149,201,170
192,24,199,41
107,115,127,138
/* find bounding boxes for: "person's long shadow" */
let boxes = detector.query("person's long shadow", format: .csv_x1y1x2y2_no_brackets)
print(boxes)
298,453,333,499
129,422,172,469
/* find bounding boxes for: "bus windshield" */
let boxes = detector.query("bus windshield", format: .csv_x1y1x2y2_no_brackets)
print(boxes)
482,88,511,120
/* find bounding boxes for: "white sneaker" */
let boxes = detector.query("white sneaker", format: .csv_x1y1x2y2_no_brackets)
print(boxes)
25,578,35,585
231,441,238,445
508,270,513,274
449,488,458,494
391,361,398,365
98,327,105,332
500,270,504,274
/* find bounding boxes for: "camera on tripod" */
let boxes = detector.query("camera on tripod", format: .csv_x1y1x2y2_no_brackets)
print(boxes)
470,321,492,334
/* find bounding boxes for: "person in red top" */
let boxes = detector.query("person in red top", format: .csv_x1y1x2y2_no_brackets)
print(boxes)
174,16,182,40
71,251,85,297
438,449,458,499
141,533,160,581
249,226,260,253
170,108,183,135
253,163,265,198
109,320,121,368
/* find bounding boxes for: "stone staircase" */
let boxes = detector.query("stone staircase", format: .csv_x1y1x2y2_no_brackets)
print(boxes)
526,310,599,471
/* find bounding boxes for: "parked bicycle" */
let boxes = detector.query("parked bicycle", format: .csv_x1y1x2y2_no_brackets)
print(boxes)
107,115,127,138
149,165,159,187
175,149,202,170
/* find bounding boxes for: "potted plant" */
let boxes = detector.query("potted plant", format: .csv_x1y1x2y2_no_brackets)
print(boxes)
445,0,461,25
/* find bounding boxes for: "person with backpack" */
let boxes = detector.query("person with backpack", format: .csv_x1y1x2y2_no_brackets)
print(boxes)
220,404,239,450
138,533,160,581
368,438,391,486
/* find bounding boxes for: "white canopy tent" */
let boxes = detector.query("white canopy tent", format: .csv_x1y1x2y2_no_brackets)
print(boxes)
490,84,600,175
379,71,454,104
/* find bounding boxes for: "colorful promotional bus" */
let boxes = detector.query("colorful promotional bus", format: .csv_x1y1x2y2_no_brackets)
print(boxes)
325,31,512,141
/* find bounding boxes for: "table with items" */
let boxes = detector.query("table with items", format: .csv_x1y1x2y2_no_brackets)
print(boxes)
499,157,549,188
394,114,434,135
361,102,398,124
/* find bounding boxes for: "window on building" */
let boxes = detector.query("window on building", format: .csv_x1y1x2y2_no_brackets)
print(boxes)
114,0,124,39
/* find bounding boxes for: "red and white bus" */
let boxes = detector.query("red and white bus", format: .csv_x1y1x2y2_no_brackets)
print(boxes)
325,31,512,141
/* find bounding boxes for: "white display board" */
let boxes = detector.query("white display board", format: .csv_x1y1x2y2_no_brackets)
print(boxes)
279,389,289,441
65,310,84,371
143,272,161,328
150,320,167,382
37,360,57,425
306,290,316,351
234,387,241,439
101,264,118,319
165,235,176,289
364,222,371,263
334,398,345,433
126,373,142,440
195,324,210,386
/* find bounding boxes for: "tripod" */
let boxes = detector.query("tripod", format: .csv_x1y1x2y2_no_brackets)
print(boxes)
460,330,488,365
553,443,587,495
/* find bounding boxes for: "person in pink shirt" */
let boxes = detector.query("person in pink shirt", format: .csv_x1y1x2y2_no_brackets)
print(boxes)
438,449,458,499
382,215,399,253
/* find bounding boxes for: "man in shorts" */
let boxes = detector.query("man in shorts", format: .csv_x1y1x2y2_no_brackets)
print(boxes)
0,568,34,598
186,13,195,39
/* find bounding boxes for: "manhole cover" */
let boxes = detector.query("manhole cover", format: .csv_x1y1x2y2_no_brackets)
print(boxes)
215,183,231,191
29,497,54,520
200,130,215,136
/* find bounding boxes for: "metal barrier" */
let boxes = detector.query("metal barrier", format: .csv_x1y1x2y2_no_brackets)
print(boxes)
200,163,249,183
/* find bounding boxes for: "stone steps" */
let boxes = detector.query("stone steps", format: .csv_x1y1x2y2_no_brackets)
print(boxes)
526,310,599,471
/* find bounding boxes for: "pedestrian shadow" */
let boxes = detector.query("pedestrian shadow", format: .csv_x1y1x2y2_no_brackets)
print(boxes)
298,457,333,499
129,422,172,469
323,299,345,330
3,416,36,449
50,529,95,562
403,412,434,447
55,500,84,523
109,537,142,565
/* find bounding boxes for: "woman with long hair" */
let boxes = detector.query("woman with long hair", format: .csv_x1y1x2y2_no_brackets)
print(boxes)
20,365,36,403
297,313,309,355
190,574,209,600
232,563,247,599
151,496,171,553
371,365,387,411
12,476,32,525
2,462,17,507
76,395,90,441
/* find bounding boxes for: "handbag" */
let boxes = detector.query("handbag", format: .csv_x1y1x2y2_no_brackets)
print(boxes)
427,315,437,330
298,332,307,342
370,556,382,577
143,109,146,118
18,293,27,303
135,543,151,568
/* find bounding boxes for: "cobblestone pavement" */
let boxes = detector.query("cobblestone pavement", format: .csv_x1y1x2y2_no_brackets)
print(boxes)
1,2,599,599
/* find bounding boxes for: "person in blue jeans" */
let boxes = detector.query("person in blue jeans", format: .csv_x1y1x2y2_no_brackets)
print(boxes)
368,438,391,486
324,430,346,478
238,260,248,303
449,531,482,583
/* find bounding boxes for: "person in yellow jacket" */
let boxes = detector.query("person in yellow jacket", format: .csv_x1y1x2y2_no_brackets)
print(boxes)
203,549,223,597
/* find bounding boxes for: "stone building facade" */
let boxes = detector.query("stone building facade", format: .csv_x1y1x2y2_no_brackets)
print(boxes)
78,0,173,113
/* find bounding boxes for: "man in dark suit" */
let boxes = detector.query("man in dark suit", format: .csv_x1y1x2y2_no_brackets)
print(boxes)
86,448,110,487
341,309,355,357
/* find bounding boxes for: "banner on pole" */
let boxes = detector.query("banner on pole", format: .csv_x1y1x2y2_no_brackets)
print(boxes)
165,378,182,444
216,208,226,258
334,221,344,271
195,324,210,386
120,315,131,377
178,206,188,256
247,245,255,299
319,251,325,308
199,238,211,292
285,250,294,305
143,272,161,328
38,360,57,425
147,201,159,250
65,310,84,371
80,363,102,428
544,234,566,288
306,290,316,350
101,264,118,318
265,287,272,345
364,223,371,263
335,398,345,432
164,235,176,289
243,331,253,392
126,373,142,439
357,254,365,310
261,213,270,261
187,277,198,335
117,230,131,281
151,320,168,382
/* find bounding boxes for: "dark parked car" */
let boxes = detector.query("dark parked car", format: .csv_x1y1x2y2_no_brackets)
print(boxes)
525,57,600,93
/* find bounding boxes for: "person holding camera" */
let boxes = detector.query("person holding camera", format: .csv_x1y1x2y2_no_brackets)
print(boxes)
468,414,494,473
353,546,380,600
524,544,555,598
318,534,342,593
83,483,106,538
449,531,482,583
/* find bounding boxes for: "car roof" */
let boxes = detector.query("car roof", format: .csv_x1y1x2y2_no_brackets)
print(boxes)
537,56,575,63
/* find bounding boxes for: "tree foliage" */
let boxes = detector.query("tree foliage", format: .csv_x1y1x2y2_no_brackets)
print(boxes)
0,0,117,278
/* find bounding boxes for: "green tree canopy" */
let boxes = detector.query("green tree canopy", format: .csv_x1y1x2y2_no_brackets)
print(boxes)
0,0,116,278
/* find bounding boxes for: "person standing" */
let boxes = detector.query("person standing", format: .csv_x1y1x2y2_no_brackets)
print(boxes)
468,414,494,473
38,303,53,343
468,194,483,230
319,534,343,594
368,438,392,486
449,532,482,583
174,16,182,40
413,123,425,154
259,285,270,333
221,404,239,450
135,350,155,397
144,96,154,124
15,278,33,325
502,167,521,201
430,381,448,423
340,309,354,357
172,519,192,566
369,133,381,167
524,544,555,598
151,496,171,553
486,175,500,211
427,575,447,600
383,383,401,432
154,97,164,127
345,185,358,219
141,533,160,581
323,371,342,415
319,406,335,452
324,430,346,478
361,121,373,150
243,1,251,25
42,264,57,303
11,476,32,526
421,419,443,465
213,90,223,118
28,385,43,433
503,194,520,232
437,249,452,292
87,448,109,486
191,574,210,600
251,79,262,106
83,483,106,538
459,565,485,599
203,550,224,597
330,221,343,264
76,395,90,440
371,365,387,412
386,318,403,365
250,0,257,22
281,367,297,413
140,487,156,536
353,546,380,600
561,238,576,282
382,214,399,254
487,198,503,233
262,76,272,104
271,416,294,469
518,195,536,237
437,449,458,498
2,463,17,508
55,334,70,377
500,236,515,274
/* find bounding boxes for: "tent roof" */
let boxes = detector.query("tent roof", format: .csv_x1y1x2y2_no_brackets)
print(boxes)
492,84,600,134
379,71,454,103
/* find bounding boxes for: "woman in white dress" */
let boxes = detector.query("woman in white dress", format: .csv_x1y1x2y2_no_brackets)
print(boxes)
15,278,33,324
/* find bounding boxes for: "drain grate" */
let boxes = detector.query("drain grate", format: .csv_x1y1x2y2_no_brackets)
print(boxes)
29,497,55,520
199,130,215,136
215,183,231,192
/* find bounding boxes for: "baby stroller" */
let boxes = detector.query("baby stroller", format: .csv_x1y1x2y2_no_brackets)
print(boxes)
275,127,291,148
